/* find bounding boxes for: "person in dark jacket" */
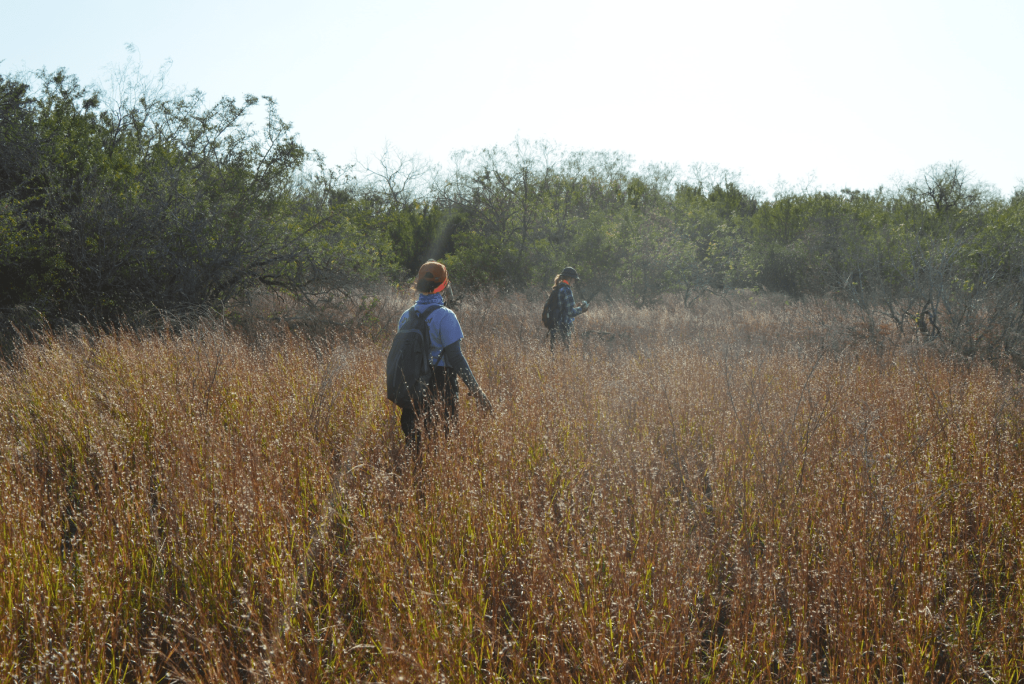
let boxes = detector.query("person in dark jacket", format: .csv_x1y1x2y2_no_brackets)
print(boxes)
549,266,590,350
398,260,491,442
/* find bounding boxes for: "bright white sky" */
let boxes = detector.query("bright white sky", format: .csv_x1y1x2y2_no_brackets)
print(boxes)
4,0,1023,197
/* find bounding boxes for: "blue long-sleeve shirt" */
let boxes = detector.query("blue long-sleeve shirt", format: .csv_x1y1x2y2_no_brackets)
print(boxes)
555,283,584,329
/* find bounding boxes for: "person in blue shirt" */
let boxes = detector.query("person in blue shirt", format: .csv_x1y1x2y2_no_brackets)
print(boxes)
397,260,491,441
549,266,590,350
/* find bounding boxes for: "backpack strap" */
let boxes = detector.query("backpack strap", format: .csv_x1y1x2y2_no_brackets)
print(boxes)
556,283,570,317
417,304,442,326
405,304,442,323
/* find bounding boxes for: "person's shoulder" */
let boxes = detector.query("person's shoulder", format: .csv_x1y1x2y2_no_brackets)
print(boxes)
434,306,463,332
418,303,454,321
435,305,459,322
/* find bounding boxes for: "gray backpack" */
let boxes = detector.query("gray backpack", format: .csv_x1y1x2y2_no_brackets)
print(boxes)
385,305,441,410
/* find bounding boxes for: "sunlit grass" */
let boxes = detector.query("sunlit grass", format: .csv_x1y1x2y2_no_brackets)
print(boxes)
1,292,1022,682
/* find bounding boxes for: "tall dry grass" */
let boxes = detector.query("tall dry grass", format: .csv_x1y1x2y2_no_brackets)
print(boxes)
1,292,1022,682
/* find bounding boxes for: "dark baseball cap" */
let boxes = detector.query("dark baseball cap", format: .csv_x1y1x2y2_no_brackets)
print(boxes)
560,266,580,282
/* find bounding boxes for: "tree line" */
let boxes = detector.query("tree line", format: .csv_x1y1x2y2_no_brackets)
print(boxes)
3,65,1023,355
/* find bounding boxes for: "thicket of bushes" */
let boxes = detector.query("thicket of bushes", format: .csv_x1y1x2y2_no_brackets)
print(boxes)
3,65,1023,358
0,65,394,323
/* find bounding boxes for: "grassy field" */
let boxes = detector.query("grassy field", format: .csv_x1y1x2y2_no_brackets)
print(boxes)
1,291,1022,682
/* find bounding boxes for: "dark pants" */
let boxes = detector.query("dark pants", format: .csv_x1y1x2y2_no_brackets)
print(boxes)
550,324,571,350
400,366,460,444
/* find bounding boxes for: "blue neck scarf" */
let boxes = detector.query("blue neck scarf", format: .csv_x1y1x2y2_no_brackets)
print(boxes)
416,292,444,308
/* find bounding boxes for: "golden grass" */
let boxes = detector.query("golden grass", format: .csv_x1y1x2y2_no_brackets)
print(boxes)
1,292,1022,682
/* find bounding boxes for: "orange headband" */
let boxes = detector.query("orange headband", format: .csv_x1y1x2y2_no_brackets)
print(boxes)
431,278,448,294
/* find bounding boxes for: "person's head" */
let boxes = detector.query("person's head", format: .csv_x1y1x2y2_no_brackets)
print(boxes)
415,260,448,294
555,266,580,288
